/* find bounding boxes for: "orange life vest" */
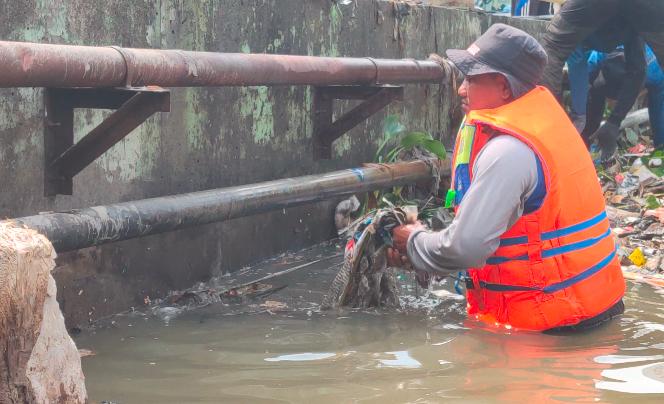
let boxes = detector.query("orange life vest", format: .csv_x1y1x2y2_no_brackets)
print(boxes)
447,86,625,331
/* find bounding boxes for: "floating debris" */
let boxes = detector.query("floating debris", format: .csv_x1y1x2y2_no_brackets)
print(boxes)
335,195,361,234
601,128,663,285
321,208,411,310
646,208,664,224
260,300,289,313
628,248,647,267
78,349,96,358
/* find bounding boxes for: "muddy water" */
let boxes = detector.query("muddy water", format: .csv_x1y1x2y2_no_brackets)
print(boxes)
77,243,664,403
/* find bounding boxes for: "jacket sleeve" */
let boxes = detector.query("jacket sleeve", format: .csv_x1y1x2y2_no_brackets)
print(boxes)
406,136,539,274
540,0,619,98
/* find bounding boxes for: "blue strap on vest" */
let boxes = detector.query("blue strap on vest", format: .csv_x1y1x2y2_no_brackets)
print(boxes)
523,157,546,215
487,227,612,265
479,249,617,293
453,271,465,295
498,210,608,247
453,131,546,211
453,164,471,205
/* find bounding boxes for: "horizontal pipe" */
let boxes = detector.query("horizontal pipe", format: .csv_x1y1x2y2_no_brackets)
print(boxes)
8,160,445,252
0,41,445,88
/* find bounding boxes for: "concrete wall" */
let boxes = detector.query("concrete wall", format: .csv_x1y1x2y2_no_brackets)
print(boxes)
0,0,544,327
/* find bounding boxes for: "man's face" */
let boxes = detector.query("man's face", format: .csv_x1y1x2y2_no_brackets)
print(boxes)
458,73,513,114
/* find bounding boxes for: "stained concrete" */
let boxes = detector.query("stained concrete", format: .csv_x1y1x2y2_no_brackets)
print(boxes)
0,0,545,327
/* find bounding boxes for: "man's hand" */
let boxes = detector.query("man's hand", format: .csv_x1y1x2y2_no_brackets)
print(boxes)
593,121,620,161
392,222,424,253
387,248,410,268
386,222,425,268
386,248,431,288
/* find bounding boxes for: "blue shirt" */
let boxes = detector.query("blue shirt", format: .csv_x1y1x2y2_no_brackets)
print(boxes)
588,45,662,87
645,46,664,87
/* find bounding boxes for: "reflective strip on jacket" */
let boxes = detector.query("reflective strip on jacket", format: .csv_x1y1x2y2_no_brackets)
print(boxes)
448,86,625,331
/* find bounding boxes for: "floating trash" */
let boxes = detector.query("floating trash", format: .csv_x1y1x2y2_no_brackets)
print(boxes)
597,362,664,394
264,352,336,362
377,351,422,369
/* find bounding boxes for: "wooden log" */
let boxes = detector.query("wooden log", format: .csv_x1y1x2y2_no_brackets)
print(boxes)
0,223,86,403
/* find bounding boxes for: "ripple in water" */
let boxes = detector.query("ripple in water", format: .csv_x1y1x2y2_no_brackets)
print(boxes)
596,362,664,394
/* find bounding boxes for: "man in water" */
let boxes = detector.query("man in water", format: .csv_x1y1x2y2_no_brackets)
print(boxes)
388,24,625,332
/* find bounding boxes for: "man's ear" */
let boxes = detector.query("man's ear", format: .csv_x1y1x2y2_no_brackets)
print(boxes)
501,76,513,100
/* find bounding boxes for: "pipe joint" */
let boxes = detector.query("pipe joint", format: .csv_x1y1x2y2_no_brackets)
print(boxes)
108,46,135,87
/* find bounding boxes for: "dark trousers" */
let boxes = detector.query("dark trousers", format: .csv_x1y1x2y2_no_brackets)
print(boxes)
541,0,664,99
582,75,664,148
647,80,664,146
544,299,625,334
581,73,615,144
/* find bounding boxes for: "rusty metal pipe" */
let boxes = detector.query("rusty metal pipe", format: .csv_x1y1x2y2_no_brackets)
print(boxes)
0,41,445,88
8,160,445,252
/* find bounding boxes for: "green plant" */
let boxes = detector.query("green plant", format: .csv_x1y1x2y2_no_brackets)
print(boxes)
646,195,661,210
375,115,447,163
363,115,447,215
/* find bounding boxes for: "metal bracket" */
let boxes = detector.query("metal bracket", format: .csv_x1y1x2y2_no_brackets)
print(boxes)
312,85,404,159
44,86,170,196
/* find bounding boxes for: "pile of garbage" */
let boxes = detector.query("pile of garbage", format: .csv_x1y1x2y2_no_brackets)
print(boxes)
600,138,664,288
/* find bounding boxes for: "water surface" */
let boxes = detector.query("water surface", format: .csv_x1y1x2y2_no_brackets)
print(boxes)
77,243,664,403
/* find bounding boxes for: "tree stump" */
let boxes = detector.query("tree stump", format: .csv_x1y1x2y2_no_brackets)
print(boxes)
0,223,87,403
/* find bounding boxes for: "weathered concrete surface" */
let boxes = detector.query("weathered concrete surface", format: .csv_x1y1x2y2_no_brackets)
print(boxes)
0,223,86,403
0,0,545,327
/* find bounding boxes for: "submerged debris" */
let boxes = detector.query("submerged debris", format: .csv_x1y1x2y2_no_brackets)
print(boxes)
335,195,361,235
322,207,415,310
260,300,289,313
78,349,96,358
118,240,355,324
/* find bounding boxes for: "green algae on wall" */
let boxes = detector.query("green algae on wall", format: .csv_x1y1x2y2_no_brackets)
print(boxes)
73,110,160,183
167,0,218,51
184,89,211,151
239,86,275,145
266,30,284,53
98,118,161,183
236,36,276,145
323,4,342,57
281,87,312,146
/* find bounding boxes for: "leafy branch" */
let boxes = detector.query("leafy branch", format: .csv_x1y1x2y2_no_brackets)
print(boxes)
363,115,447,214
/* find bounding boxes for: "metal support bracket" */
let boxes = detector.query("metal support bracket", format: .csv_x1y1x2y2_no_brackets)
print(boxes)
44,86,170,196
313,85,404,159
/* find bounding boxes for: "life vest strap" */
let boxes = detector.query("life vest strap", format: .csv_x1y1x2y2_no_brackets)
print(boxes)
498,210,608,247
479,249,617,293
487,228,612,265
